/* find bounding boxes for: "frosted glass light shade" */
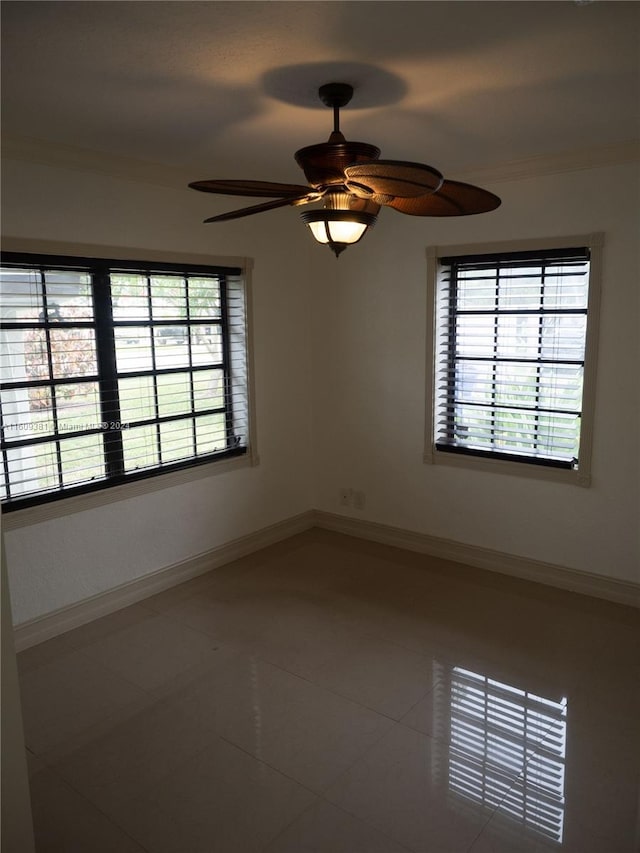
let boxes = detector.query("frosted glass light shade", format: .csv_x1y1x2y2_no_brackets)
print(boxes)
307,219,369,244
300,210,377,257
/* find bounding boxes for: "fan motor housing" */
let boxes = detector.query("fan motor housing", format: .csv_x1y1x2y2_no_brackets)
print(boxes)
295,139,381,189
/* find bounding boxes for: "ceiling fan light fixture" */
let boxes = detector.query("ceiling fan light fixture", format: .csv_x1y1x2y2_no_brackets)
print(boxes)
300,209,377,257
190,81,501,247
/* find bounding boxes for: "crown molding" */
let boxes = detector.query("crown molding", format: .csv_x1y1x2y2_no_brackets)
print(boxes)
1,134,193,189
2,134,639,190
456,140,640,184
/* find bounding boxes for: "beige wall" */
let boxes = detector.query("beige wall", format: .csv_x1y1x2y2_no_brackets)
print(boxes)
1,159,317,623
1,530,35,851
1,156,639,626
311,162,640,584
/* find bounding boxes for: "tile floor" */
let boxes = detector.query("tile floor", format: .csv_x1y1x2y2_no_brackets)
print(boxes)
17,529,640,852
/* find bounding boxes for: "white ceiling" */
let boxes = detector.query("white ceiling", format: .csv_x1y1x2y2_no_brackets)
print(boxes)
2,1,639,186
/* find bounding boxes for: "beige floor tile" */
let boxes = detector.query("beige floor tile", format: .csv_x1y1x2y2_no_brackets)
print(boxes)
255,686,393,793
161,589,284,644
26,749,47,778
47,688,221,815
401,665,567,755
17,604,158,677
469,800,637,853
325,722,506,852
28,764,147,853
140,534,322,615
308,635,437,719
467,818,561,853
154,652,393,793
150,653,299,744
311,587,417,642
162,577,359,653
141,556,264,612
243,609,368,679
140,573,221,612
17,631,80,676
18,529,639,853
399,681,440,737
264,799,412,852
20,648,147,754
111,735,317,853
541,691,640,851
78,611,224,690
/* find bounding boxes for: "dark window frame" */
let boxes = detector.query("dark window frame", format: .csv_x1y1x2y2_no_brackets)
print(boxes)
425,235,603,486
0,251,248,512
436,247,591,469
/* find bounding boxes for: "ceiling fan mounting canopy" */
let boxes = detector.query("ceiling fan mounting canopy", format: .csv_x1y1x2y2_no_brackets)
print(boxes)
189,81,501,241
318,82,354,109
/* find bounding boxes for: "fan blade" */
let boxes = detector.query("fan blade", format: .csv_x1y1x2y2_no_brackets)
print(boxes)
203,195,315,223
379,180,501,216
190,179,312,198
344,160,443,199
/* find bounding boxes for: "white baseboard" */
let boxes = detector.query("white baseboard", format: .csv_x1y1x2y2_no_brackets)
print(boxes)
13,508,638,651
13,511,315,651
312,510,640,609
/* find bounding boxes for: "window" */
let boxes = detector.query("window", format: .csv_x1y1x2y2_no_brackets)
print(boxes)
0,251,253,511
425,235,602,485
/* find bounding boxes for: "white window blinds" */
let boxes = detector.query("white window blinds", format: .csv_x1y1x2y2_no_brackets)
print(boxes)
434,247,591,469
0,253,250,510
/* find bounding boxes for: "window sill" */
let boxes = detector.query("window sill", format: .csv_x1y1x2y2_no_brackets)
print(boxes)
1,449,259,530
423,447,590,487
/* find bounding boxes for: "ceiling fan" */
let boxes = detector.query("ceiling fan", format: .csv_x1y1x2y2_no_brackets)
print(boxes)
189,83,501,257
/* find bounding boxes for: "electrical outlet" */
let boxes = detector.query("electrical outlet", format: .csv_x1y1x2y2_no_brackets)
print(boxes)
352,490,366,509
339,487,352,507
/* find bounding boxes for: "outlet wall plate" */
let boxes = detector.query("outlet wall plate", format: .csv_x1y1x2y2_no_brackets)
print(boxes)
352,490,366,509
